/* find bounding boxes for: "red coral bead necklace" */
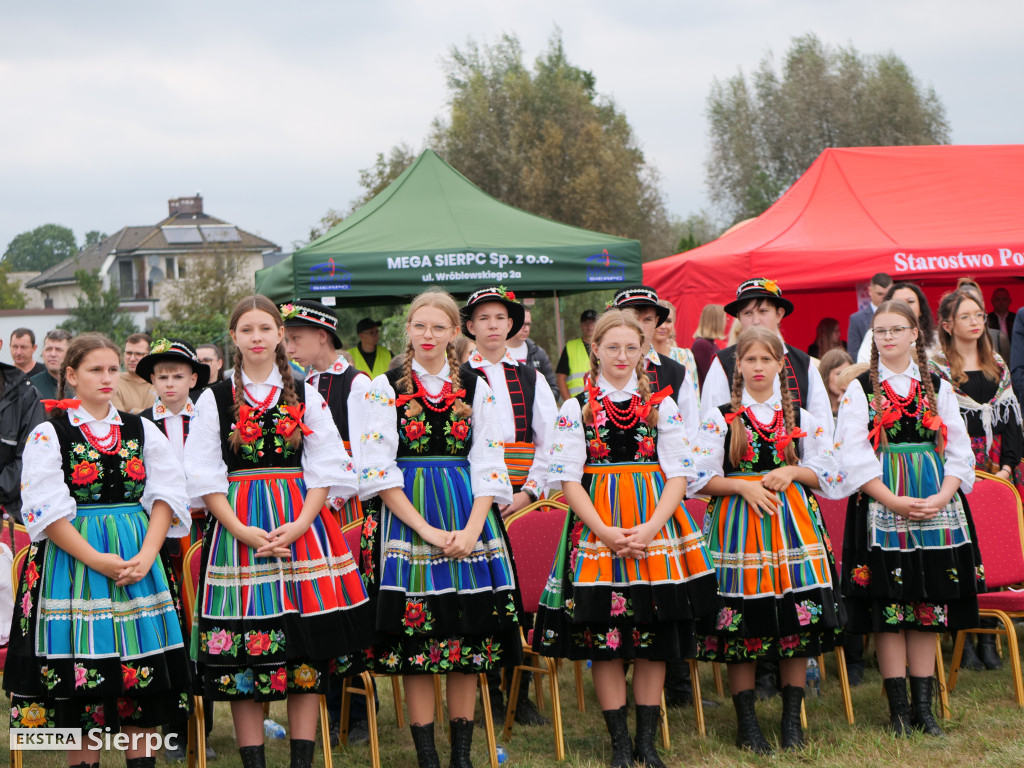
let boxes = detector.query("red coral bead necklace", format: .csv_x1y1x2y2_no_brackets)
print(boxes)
602,395,641,429
412,373,453,413
81,422,123,455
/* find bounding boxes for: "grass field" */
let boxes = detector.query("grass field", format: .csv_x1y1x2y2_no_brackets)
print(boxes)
6,641,1024,767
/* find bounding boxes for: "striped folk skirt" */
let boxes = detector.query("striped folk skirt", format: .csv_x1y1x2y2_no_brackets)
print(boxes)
4,502,192,731
504,441,535,491
361,457,523,675
533,463,719,661
842,443,983,633
698,474,844,663
192,468,373,701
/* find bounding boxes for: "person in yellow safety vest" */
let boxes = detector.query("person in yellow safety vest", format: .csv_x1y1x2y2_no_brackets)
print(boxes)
350,316,393,378
556,309,597,400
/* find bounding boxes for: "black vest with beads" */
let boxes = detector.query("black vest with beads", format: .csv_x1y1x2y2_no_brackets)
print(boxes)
717,344,811,411
460,361,536,442
385,367,479,458
855,370,943,444
53,411,147,504
574,392,660,465
315,365,366,443
717,403,806,475
210,379,306,472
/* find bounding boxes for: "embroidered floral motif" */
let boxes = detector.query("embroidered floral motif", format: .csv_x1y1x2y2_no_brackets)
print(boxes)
445,418,471,452
201,628,243,657
851,564,871,587
293,664,318,689
13,701,54,728
796,600,822,626
400,413,431,452
716,606,742,632
403,598,434,635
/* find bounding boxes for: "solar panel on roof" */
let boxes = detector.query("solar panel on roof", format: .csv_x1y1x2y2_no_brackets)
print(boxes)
201,225,242,242
162,226,203,244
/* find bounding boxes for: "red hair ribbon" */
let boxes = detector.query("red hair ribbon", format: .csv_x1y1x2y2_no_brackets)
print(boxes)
776,427,808,452
868,408,899,449
42,398,81,412
237,403,256,424
635,386,674,420
723,405,748,425
395,387,425,408
922,410,947,448
444,389,467,406
282,404,314,436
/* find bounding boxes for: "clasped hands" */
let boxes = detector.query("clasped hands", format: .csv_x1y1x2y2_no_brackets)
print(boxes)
735,466,802,519
598,521,658,559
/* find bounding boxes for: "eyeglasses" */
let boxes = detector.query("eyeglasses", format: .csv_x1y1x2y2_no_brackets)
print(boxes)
198,357,217,365
409,323,452,337
873,326,911,339
600,344,643,359
956,311,988,325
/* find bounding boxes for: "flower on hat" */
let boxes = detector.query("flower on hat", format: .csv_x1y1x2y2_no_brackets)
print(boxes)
280,303,299,321
496,285,518,302
761,279,780,296
150,338,173,354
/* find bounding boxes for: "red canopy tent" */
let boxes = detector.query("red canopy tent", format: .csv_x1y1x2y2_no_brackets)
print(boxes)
646,145,1024,349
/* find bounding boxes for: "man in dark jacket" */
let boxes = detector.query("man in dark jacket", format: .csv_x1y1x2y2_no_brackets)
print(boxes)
0,359,45,523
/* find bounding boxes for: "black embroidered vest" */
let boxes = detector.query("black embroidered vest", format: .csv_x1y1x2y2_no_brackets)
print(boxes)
575,393,660,465
460,361,535,442
717,345,811,411
856,370,943,445
645,354,686,405
53,411,147,504
315,365,366,443
717,404,805,475
210,380,306,472
386,368,478,459
140,405,190,448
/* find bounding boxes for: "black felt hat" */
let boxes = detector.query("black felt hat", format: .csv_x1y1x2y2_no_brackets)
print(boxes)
460,286,526,340
280,299,343,349
611,285,670,326
135,338,210,384
724,278,794,318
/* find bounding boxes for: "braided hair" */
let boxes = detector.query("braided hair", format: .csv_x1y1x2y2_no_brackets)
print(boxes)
728,328,800,466
52,333,121,419
227,295,302,453
581,310,658,428
399,289,472,420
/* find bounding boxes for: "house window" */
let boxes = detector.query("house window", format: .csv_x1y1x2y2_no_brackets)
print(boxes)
165,257,176,279
118,260,134,299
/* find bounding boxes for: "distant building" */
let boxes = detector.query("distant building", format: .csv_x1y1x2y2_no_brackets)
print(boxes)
26,195,280,320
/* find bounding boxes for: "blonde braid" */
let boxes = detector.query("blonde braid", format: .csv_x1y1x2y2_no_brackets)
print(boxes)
917,340,945,456
397,340,422,418
869,339,889,452
635,359,657,427
581,345,601,427
228,347,245,452
727,354,750,466
274,342,303,450
779,369,800,466
448,343,472,419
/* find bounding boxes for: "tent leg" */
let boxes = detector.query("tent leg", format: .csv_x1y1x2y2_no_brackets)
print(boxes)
553,290,564,360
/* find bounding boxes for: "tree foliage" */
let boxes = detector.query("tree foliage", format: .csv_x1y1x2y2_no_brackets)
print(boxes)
317,31,673,260
0,261,26,309
61,270,138,345
3,224,78,272
705,33,950,223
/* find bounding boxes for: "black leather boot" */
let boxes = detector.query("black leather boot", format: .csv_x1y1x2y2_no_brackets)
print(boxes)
512,671,550,726
732,689,773,755
290,738,316,768
977,623,1003,670
779,685,805,750
448,717,475,768
843,633,866,686
883,677,912,736
410,722,441,768
754,659,779,700
601,705,634,768
959,633,985,671
125,759,156,768
909,676,944,737
633,704,667,768
239,745,267,768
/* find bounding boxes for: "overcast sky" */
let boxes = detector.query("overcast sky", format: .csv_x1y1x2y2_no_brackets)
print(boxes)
2,1,1020,259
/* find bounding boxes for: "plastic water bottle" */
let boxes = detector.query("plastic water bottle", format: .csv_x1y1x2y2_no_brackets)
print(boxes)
495,744,509,765
264,718,286,739
806,658,821,698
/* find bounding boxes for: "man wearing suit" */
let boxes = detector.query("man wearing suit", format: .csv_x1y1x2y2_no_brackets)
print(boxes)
989,287,1015,336
847,272,892,356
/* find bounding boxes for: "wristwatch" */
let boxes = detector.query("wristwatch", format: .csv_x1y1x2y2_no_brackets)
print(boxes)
522,487,538,502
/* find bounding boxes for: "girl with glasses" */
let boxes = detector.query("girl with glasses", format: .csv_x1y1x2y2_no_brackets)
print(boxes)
534,309,717,768
835,299,982,738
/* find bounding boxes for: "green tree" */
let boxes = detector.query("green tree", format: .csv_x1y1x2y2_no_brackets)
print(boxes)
705,33,950,224
61,270,138,345
672,212,722,254
0,261,26,309
3,224,78,271
84,230,108,247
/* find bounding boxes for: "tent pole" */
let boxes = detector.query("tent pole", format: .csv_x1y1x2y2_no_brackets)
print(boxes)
553,290,564,357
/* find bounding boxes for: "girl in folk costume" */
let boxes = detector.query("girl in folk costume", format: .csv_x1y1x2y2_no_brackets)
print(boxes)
533,309,718,768
185,295,372,768
690,328,844,754
930,278,1021,673
835,299,981,738
5,333,193,768
357,288,521,768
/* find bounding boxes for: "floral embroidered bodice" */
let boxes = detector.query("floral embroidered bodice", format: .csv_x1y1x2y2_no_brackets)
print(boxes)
385,368,479,458
211,380,306,471
575,393,659,464
53,412,147,504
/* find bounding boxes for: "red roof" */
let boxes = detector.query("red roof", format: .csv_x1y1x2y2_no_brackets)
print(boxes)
646,145,1024,345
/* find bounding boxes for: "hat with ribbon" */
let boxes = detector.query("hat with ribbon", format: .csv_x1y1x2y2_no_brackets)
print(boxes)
135,338,210,384
611,285,670,326
724,278,794,318
460,286,526,340
280,299,343,349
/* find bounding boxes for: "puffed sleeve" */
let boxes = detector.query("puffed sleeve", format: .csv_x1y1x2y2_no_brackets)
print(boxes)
937,378,976,493
673,368,702,448
797,409,844,500
687,409,728,496
681,348,701,409
345,373,372,473
19,421,77,542
140,419,191,538
523,369,559,498
699,357,731,421
357,375,404,500
832,379,883,495
656,396,697,481
804,363,836,438
301,384,357,496
547,398,586,491
184,388,229,507
468,380,514,505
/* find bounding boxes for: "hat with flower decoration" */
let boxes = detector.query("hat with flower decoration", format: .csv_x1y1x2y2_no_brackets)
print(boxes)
460,286,526,340
280,299,343,349
135,338,210,384
611,285,670,326
724,277,794,318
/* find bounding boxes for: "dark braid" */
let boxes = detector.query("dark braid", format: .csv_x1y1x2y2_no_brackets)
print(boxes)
868,333,888,452
397,340,422,418
447,342,472,419
727,348,749,466
916,334,944,456
778,368,800,466
228,347,246,452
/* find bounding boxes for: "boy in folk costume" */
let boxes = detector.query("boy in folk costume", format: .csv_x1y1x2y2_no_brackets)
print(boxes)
460,286,558,726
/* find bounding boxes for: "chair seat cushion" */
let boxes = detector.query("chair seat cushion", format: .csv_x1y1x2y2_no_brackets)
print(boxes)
0,645,7,669
979,590,1024,612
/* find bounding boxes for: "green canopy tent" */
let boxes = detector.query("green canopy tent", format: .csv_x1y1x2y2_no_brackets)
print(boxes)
255,149,641,304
